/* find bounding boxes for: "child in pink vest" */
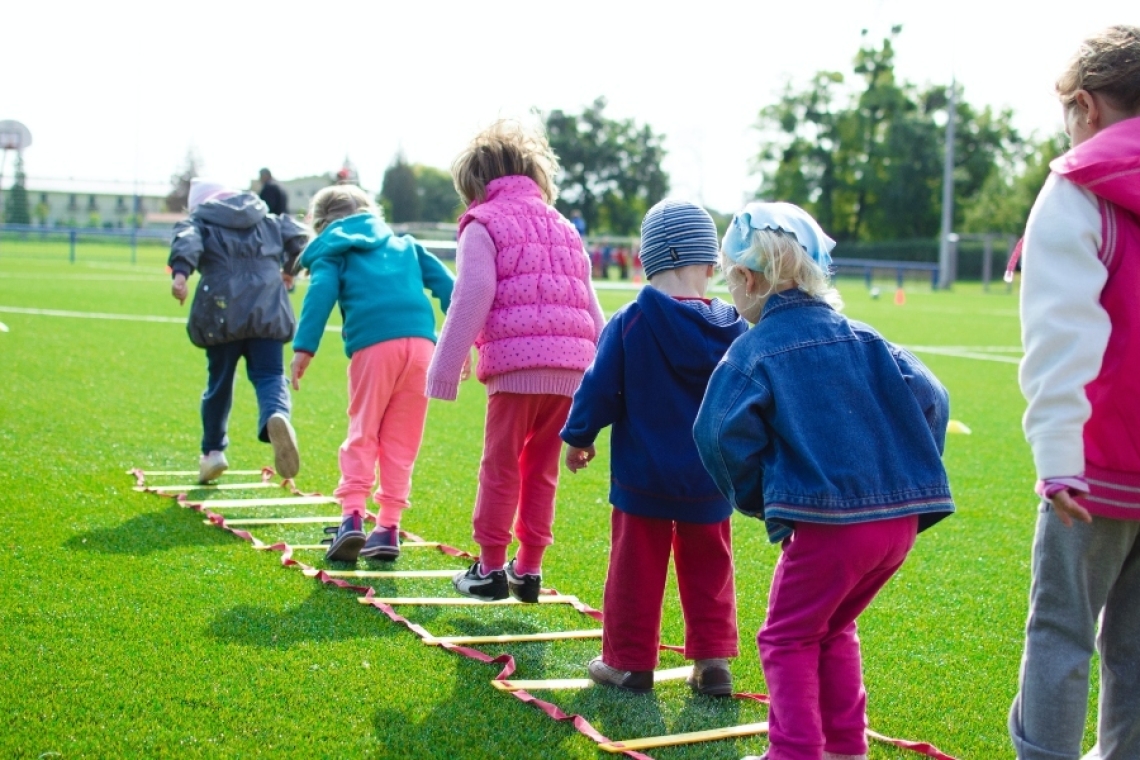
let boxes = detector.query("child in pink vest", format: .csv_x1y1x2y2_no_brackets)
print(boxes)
1009,25,1140,760
427,120,604,602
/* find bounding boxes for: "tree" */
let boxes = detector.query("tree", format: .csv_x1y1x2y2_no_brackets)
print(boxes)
380,151,421,223
754,28,1023,242
960,131,1067,235
3,153,30,225
545,98,670,236
414,164,460,222
166,149,201,213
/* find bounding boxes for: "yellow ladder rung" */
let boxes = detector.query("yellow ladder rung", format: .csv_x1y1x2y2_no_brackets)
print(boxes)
309,569,457,579
138,482,280,493
598,722,769,753
287,541,439,551
359,595,578,606
130,469,268,476
204,516,344,526
492,666,692,692
184,495,337,508
423,629,603,646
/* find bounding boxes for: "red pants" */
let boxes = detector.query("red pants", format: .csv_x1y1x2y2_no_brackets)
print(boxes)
472,393,572,566
601,510,739,671
759,515,917,760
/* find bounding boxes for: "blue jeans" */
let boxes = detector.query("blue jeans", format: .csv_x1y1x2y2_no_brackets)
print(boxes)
201,338,291,454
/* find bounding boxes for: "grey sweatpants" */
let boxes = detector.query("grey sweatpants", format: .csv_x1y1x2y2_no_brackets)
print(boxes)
1009,503,1140,760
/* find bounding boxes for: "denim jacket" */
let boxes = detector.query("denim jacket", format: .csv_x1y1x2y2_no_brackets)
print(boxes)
693,290,954,542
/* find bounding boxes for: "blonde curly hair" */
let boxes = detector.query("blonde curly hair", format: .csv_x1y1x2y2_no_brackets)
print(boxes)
451,119,560,205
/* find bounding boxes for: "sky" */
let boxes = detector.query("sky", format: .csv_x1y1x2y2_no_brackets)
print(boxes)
2,1,1137,213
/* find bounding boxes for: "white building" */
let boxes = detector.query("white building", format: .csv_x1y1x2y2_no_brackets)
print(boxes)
20,177,170,229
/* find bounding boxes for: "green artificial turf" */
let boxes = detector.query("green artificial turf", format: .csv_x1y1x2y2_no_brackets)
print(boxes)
0,252,1098,759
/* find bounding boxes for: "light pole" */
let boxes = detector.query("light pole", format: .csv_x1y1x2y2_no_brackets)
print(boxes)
937,80,957,289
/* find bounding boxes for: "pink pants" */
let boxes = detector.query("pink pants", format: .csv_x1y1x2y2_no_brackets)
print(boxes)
602,510,739,671
335,338,433,526
472,392,572,569
759,515,918,760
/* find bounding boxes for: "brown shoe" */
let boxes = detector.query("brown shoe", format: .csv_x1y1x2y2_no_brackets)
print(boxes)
687,658,733,697
587,657,653,694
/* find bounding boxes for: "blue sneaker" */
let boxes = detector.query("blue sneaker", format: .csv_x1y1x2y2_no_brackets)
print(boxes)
322,514,365,562
360,526,400,561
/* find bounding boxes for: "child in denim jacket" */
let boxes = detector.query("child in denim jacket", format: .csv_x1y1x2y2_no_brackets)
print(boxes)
694,202,954,760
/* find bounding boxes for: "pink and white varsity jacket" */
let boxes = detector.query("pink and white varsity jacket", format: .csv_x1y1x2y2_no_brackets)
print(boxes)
426,176,603,400
1020,115,1140,519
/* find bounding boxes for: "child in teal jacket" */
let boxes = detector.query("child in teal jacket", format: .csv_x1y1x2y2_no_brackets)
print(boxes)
290,184,454,562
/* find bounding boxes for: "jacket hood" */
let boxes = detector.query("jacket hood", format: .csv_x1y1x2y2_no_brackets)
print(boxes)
300,213,393,268
1051,115,1140,214
193,192,269,229
635,286,745,382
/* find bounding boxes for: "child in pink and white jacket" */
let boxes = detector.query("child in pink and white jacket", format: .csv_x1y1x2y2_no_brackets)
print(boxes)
1009,25,1140,760
426,120,604,603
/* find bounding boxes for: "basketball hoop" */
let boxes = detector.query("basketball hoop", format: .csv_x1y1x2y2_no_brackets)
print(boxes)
0,120,32,152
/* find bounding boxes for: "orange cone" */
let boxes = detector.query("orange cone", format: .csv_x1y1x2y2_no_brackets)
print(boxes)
894,287,906,305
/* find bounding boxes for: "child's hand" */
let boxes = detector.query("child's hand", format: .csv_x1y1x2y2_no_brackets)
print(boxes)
281,272,295,290
171,273,188,305
1051,489,1093,527
565,445,595,473
460,349,474,382
290,352,312,390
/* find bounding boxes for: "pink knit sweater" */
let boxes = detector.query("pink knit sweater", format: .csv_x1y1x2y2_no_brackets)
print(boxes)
426,221,604,400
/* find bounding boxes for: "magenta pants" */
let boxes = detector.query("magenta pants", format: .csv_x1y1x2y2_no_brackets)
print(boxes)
602,510,739,671
759,515,918,760
334,338,433,525
471,392,571,565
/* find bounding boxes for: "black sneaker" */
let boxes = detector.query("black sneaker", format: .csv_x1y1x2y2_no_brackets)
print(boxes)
505,558,541,603
322,515,366,562
360,526,400,561
452,562,508,601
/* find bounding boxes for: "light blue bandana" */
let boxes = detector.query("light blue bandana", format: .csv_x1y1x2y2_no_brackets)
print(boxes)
722,202,836,272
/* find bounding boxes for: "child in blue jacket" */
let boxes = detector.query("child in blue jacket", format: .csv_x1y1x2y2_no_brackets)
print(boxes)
562,200,747,695
695,202,953,760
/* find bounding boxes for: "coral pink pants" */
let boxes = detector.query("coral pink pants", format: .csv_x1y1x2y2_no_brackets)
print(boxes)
602,510,739,671
335,338,433,526
759,515,917,760
472,392,571,570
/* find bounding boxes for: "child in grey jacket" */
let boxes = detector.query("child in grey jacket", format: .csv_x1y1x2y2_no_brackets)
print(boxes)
168,178,309,484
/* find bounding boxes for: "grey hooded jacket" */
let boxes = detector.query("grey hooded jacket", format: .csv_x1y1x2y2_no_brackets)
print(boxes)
168,193,309,348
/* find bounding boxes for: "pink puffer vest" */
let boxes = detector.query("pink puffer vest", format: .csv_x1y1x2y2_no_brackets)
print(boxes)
458,176,597,382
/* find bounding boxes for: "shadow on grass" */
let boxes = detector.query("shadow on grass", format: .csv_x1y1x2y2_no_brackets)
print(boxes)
206,586,400,648
64,502,234,555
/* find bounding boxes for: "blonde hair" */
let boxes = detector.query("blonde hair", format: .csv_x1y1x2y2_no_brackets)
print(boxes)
308,184,380,234
1057,25,1140,112
451,119,560,205
720,229,843,310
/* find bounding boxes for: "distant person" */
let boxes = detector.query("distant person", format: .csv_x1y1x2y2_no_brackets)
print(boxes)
168,178,309,484
427,119,604,602
258,168,289,216
1008,25,1140,760
291,185,454,563
570,208,587,238
561,200,747,696
694,202,953,760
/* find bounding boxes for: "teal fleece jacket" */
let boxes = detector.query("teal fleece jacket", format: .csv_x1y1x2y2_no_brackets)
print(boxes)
293,213,454,357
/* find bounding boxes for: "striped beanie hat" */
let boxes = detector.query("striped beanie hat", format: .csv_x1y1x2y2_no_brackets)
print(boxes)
639,199,719,278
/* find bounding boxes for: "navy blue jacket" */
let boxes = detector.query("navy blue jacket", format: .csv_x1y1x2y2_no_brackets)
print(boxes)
694,289,954,542
561,286,747,522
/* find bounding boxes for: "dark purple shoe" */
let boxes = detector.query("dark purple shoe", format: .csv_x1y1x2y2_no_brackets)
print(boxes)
360,526,400,561
322,515,365,562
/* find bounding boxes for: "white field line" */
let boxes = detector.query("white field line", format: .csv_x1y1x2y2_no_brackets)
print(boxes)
0,272,169,283
905,345,1022,364
0,305,342,332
